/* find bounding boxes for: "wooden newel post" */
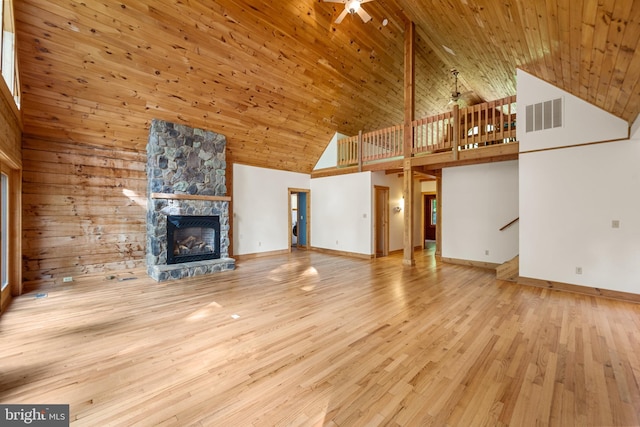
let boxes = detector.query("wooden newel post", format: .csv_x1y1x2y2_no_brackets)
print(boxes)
435,171,442,258
358,130,363,172
403,159,415,266
402,18,416,266
452,103,459,160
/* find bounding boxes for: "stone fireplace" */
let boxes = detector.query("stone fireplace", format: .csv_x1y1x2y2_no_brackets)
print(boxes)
146,119,235,281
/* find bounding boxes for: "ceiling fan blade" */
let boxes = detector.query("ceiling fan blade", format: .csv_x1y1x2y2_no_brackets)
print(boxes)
335,9,349,24
356,7,372,23
360,0,375,3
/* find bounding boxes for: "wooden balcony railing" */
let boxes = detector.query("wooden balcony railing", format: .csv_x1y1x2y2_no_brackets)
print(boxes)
337,134,360,167
337,95,517,167
458,95,517,149
362,125,404,162
413,111,454,154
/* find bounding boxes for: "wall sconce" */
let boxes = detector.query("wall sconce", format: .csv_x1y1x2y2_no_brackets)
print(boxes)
393,197,404,213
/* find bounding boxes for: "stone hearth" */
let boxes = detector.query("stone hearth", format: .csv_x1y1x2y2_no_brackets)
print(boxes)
146,119,235,281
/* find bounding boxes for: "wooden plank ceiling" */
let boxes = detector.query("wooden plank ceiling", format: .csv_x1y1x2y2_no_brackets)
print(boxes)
15,0,640,174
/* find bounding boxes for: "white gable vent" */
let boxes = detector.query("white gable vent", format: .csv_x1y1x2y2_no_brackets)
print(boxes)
525,97,563,133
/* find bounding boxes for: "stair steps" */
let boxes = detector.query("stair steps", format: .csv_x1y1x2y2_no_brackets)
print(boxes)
496,255,519,282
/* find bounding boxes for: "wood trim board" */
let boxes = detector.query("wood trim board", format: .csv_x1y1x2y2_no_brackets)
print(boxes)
518,276,640,304
150,193,231,201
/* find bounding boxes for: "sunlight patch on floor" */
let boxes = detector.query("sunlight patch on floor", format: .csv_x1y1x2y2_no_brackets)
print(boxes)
185,300,223,322
302,266,318,277
299,267,319,291
267,260,305,282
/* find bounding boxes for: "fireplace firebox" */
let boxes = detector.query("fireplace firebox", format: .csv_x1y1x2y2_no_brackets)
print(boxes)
166,215,221,265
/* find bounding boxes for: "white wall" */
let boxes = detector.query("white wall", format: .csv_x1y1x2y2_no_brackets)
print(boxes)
310,172,372,255
313,132,347,170
631,113,640,140
371,171,404,252
520,139,640,293
311,171,422,255
517,69,628,152
442,161,519,264
233,164,309,255
518,70,640,294
421,180,436,193
234,165,421,258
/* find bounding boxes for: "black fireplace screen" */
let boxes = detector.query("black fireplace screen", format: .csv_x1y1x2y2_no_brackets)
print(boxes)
167,215,221,264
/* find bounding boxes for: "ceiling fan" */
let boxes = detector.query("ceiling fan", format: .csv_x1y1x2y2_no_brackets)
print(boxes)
323,0,374,24
450,69,462,103
448,69,473,105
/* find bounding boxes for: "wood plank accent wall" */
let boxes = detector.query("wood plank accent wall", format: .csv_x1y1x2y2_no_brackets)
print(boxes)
0,78,22,313
0,79,22,308
22,137,147,289
0,80,21,167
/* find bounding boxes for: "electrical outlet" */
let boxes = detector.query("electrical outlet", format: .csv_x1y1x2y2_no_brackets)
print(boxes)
63,277,73,283
575,267,582,275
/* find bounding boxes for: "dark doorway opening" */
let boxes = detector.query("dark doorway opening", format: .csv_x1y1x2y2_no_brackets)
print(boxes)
424,194,436,242
289,189,310,251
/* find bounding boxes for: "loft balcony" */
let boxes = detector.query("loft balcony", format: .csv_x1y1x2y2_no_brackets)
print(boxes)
317,95,518,177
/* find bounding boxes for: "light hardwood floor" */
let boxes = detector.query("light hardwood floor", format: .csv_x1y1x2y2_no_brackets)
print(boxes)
1,248,640,426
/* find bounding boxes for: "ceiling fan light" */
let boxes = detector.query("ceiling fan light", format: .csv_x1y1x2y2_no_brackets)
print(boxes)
346,0,361,14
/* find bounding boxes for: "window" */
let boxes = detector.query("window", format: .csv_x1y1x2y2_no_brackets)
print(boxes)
1,172,7,291
467,124,494,136
1,0,20,108
430,198,437,226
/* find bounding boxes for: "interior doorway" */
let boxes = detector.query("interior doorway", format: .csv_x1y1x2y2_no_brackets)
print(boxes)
423,193,437,244
288,188,310,251
374,186,389,258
